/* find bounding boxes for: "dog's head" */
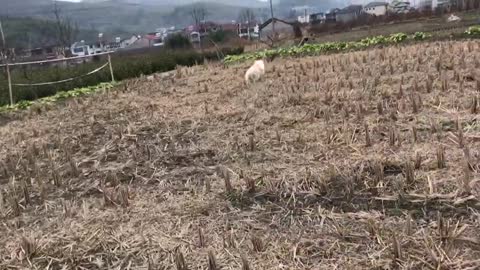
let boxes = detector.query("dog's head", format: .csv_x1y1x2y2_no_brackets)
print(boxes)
253,59,265,70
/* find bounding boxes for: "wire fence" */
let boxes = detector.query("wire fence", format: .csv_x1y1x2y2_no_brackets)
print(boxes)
1,52,115,106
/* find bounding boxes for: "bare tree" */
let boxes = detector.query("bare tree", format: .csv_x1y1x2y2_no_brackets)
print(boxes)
53,0,79,56
189,6,207,52
190,6,207,28
238,8,256,24
269,0,275,34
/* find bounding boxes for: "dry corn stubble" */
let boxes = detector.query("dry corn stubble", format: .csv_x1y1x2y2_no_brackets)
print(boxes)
0,40,480,269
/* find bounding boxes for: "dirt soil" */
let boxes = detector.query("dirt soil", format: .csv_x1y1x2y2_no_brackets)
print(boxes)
1,40,480,269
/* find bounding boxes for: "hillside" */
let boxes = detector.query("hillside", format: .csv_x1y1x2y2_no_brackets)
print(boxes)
0,0,269,33
128,0,267,7
1,17,100,49
1,40,480,269
0,0,170,33
0,0,343,34
166,2,271,26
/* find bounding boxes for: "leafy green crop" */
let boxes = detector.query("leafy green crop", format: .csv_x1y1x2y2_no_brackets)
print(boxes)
413,32,431,40
224,31,439,64
0,82,115,113
465,26,480,36
388,33,408,43
360,35,387,46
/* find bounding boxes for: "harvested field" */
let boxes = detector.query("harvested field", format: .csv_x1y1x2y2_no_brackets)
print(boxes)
2,40,480,269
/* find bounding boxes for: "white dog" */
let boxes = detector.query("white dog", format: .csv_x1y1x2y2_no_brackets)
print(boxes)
245,60,265,84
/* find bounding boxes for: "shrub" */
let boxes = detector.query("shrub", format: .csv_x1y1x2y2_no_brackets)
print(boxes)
165,33,192,50
209,30,228,43
0,46,244,106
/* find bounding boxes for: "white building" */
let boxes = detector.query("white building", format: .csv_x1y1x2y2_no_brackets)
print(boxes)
119,35,140,48
364,2,389,16
298,14,310,23
291,5,319,15
70,41,105,57
389,0,411,13
298,12,326,24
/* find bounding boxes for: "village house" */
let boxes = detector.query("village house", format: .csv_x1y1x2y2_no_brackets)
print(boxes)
418,0,433,11
119,35,140,49
433,0,452,11
144,32,165,47
13,45,68,67
238,22,260,39
19,46,64,60
70,41,106,57
290,5,318,17
298,12,326,24
389,0,411,13
363,2,389,16
126,37,152,49
325,8,340,23
336,5,364,23
186,21,220,35
109,35,146,50
419,0,451,11
309,13,326,24
185,21,221,43
70,34,142,57
259,18,300,42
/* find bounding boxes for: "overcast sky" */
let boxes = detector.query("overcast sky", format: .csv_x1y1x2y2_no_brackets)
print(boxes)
56,0,348,3
55,0,359,6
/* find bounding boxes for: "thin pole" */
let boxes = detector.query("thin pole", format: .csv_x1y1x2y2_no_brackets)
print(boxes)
6,64,12,105
107,53,115,83
269,0,275,33
0,21,5,50
0,20,13,106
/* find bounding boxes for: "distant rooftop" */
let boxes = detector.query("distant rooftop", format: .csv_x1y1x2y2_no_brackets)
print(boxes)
337,5,363,14
364,2,388,8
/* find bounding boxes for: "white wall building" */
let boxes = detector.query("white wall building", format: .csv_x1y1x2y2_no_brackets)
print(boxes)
298,14,310,23
363,2,389,16
298,12,326,24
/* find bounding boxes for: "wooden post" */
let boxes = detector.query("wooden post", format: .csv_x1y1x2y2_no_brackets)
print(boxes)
6,63,12,106
108,53,115,83
0,20,13,105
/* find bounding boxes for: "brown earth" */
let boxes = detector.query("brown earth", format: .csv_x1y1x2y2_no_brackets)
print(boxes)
1,40,480,269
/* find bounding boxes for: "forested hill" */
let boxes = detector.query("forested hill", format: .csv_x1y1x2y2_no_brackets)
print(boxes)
0,17,99,50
